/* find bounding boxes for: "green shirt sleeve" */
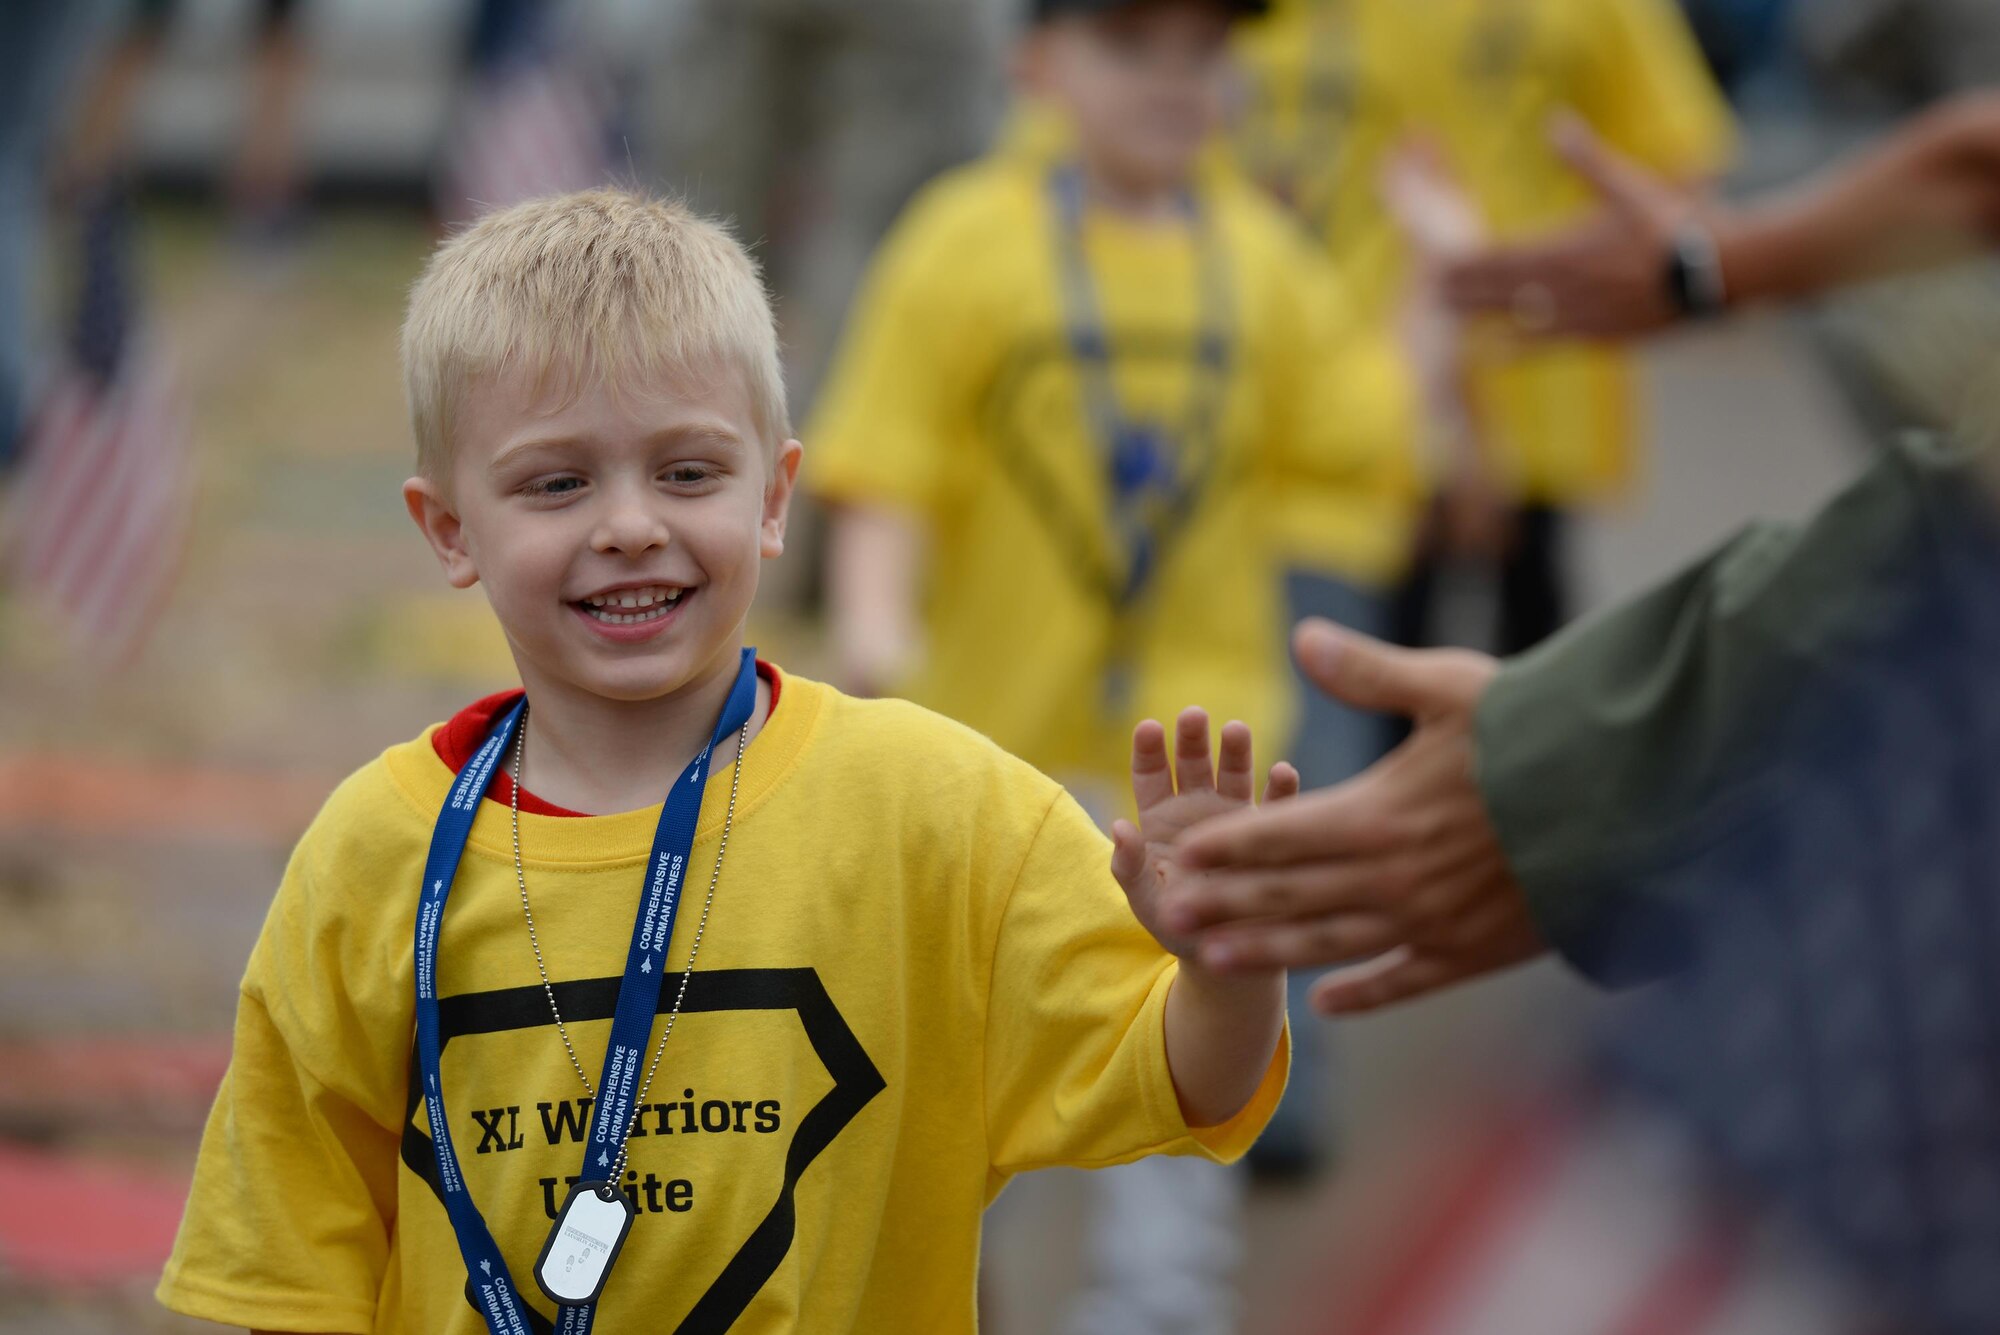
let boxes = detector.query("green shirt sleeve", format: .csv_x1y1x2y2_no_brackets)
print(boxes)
1474,434,1991,985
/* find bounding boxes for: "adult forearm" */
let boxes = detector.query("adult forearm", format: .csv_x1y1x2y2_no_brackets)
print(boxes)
1476,436,1980,984
1162,963,1284,1128
1718,92,2000,306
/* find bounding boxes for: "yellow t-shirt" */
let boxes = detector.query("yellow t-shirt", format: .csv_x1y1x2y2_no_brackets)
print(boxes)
809,124,1416,786
1233,0,1735,502
156,670,1285,1335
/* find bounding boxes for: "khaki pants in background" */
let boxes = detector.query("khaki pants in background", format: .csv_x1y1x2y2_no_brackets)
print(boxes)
644,0,1008,613
645,0,1008,405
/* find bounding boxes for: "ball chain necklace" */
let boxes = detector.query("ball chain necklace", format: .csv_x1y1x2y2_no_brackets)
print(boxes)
508,702,750,1190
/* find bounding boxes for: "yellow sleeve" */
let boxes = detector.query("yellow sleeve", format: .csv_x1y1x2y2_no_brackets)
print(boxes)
156,805,405,1332
807,179,994,518
981,788,1287,1175
1571,0,1736,178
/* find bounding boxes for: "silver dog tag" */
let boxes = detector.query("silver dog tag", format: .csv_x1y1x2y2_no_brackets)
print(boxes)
535,1181,636,1306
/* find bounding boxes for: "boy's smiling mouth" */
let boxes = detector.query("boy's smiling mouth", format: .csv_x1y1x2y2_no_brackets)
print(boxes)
570,582,693,636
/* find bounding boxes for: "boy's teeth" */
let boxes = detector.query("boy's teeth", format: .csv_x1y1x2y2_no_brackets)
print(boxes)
579,585,687,624
583,585,683,609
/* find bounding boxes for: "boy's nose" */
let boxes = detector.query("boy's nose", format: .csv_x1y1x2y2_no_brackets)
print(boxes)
591,497,671,556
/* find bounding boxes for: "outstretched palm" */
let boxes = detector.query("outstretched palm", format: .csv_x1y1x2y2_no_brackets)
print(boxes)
1110,709,1299,962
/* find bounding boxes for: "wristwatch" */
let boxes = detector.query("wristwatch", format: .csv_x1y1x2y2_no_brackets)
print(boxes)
1663,221,1728,319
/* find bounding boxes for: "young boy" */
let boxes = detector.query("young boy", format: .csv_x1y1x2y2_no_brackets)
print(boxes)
153,190,1291,1334
808,0,1413,1325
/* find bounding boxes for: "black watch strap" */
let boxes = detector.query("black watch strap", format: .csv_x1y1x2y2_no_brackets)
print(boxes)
1664,223,1728,319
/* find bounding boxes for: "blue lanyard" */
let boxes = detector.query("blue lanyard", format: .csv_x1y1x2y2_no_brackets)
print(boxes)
1045,163,1234,610
413,649,760,1335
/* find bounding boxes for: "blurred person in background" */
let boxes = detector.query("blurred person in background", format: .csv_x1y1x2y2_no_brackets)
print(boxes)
643,0,1012,615
1791,0,2000,107
0,1,119,474
810,0,1416,1326
645,0,1010,408
1437,91,2000,343
63,0,313,249
1229,0,1734,664
433,0,617,229
1439,91,2000,447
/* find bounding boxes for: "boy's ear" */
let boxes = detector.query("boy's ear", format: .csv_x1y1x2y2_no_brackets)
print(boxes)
760,439,805,559
403,476,480,589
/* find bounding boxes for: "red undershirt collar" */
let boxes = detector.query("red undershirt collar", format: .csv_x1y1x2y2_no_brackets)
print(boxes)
430,660,782,817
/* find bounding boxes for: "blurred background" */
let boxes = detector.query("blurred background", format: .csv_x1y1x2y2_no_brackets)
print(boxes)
0,0,1991,1331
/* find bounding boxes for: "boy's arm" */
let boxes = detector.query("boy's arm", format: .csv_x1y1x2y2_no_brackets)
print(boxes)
160,796,404,1334
159,983,399,1334
824,502,925,698
1161,948,1287,1128
1109,712,1296,1126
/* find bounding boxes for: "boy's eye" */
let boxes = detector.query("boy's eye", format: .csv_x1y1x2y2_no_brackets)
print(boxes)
522,476,585,497
663,464,716,486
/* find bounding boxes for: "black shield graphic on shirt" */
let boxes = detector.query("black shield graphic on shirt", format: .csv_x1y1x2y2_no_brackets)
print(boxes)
400,968,884,1334
977,330,1238,612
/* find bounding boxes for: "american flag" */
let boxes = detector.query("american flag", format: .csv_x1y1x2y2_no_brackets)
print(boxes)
1,186,194,666
433,3,615,227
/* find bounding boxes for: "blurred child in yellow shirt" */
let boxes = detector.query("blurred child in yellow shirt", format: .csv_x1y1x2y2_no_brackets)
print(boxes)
814,0,1414,797
1234,0,1734,652
811,0,1416,1325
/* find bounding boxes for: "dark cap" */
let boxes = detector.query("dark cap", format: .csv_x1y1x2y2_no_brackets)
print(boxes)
1030,0,1271,22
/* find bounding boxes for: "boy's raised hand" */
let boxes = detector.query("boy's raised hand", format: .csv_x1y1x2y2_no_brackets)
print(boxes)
1110,709,1299,963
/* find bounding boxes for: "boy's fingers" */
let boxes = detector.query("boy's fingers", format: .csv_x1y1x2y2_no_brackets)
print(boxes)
1262,762,1300,805
1109,818,1146,888
1130,720,1174,812
1215,721,1254,802
1173,708,1215,794
1308,949,1463,1016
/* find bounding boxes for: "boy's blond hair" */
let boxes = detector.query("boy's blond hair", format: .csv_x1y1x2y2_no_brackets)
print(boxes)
401,188,789,478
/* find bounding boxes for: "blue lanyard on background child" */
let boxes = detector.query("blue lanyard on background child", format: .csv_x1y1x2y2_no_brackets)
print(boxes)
1047,163,1234,710
413,648,760,1335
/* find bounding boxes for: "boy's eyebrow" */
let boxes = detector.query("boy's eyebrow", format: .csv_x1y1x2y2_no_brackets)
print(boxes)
647,421,747,454
487,421,746,476
488,436,583,475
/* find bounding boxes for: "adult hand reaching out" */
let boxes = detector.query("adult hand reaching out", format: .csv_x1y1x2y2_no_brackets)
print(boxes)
1165,621,1549,1015
1444,95,2000,339
1439,116,1710,339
